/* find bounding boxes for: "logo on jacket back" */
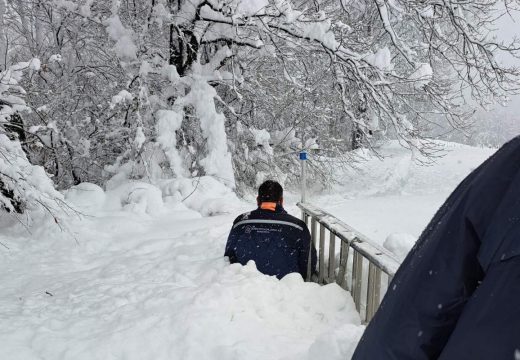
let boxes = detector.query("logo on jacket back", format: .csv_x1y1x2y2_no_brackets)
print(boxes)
243,225,281,234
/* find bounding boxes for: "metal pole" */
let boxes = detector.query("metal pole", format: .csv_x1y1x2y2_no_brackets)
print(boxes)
300,150,307,203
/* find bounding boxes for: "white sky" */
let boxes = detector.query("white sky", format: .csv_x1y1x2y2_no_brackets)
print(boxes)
491,5,520,111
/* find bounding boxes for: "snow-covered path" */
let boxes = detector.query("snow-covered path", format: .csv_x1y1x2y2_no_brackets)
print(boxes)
0,196,362,360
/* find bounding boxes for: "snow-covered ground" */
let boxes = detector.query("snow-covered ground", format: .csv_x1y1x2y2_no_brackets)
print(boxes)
0,141,496,359
0,179,362,360
313,141,495,258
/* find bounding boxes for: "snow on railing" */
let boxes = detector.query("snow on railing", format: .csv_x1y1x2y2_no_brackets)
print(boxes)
298,202,401,323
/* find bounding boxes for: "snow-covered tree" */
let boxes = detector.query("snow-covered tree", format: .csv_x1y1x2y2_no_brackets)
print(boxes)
0,0,518,193
0,59,64,218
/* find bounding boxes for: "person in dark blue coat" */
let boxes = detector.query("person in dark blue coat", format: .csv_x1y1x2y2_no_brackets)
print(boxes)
352,136,520,360
224,180,317,280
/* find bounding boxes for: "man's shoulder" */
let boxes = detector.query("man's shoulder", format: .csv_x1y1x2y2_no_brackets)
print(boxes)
278,211,302,223
232,210,254,224
275,212,308,230
232,209,307,228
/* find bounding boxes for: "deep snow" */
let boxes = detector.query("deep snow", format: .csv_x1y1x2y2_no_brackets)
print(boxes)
0,179,362,360
0,140,496,359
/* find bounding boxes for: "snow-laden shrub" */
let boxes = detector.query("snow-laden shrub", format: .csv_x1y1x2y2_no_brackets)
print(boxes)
0,134,63,211
64,183,106,212
160,176,243,216
105,181,164,215
104,143,171,191
0,60,64,221
231,123,290,192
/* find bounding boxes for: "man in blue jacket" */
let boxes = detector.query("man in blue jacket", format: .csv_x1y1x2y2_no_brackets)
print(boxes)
225,180,317,280
352,136,520,359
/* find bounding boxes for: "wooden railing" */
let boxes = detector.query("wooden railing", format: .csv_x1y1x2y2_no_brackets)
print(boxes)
298,202,401,323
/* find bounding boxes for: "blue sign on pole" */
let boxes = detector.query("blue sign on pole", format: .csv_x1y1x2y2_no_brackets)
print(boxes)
299,151,308,161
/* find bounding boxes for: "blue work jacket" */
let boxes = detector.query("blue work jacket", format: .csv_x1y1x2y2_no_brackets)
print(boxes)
353,136,520,359
224,205,317,279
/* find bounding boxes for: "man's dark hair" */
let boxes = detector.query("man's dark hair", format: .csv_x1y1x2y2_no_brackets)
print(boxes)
258,180,283,203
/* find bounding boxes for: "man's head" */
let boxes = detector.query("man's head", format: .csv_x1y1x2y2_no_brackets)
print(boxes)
257,180,283,205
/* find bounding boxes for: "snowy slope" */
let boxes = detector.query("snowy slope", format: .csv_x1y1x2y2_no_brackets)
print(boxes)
0,180,363,360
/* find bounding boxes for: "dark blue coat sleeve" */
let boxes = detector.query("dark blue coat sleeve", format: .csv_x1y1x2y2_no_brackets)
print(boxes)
353,136,520,360
352,190,484,359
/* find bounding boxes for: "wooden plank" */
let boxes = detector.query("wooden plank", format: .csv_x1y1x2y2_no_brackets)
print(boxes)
328,233,336,283
352,250,363,313
366,263,376,322
311,217,317,246
336,240,349,289
318,224,326,284
374,267,382,311
306,217,317,281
